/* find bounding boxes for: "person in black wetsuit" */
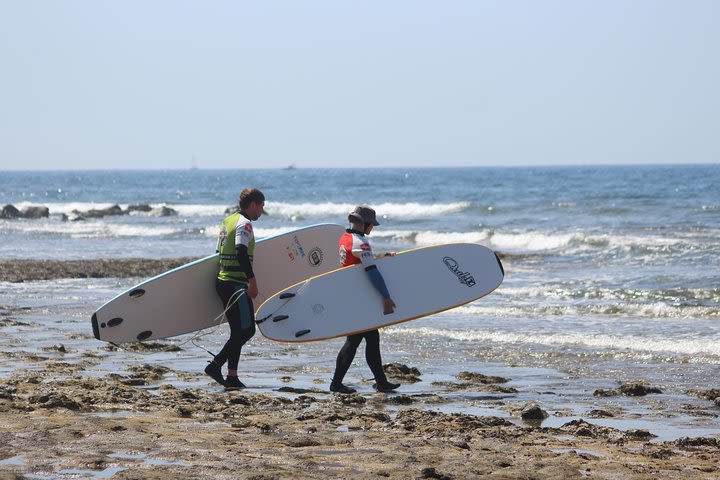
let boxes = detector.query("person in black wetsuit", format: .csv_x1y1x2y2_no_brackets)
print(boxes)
204,188,265,390
330,205,401,394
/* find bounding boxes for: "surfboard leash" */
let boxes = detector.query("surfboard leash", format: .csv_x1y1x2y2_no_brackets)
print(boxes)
108,288,247,357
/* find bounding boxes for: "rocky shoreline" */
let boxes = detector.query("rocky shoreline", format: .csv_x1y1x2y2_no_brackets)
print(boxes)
1,361,719,479
0,258,196,283
1,203,180,221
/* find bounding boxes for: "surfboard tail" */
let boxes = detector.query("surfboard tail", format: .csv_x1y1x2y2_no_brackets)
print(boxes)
494,252,505,277
91,313,100,340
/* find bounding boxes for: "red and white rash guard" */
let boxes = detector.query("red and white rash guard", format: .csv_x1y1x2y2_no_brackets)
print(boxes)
338,229,376,268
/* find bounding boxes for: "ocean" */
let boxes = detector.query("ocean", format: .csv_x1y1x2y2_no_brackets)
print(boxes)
1,165,719,440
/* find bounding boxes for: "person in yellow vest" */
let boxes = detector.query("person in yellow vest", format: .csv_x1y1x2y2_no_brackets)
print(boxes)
205,188,265,389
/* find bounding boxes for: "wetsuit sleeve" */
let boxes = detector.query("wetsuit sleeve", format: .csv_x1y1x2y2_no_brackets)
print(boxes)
365,266,391,299
356,236,390,299
235,244,255,280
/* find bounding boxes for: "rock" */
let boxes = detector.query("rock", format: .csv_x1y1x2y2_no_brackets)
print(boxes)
618,383,662,396
457,371,509,384
84,204,124,219
625,429,655,440
520,403,548,420
20,206,49,218
1,204,21,219
383,363,422,382
687,389,720,401
388,395,415,405
588,409,615,418
126,204,152,213
593,389,620,397
421,467,453,479
150,206,177,217
675,436,720,448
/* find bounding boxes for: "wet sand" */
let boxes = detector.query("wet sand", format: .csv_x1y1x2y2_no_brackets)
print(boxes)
0,363,719,479
1,259,719,478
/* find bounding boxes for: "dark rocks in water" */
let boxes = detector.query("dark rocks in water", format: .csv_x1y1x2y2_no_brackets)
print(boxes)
593,389,619,397
387,395,415,405
687,389,720,402
520,402,548,420
82,204,124,219
595,383,662,397
277,386,325,394
41,344,68,353
20,206,49,218
560,419,656,442
1,204,21,219
456,371,509,384
618,383,662,396
150,206,177,217
126,204,153,213
383,363,421,383
2,204,49,219
625,429,654,440
588,409,615,418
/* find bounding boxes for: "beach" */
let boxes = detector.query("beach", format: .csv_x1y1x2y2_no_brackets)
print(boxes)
1,259,719,479
1,166,719,478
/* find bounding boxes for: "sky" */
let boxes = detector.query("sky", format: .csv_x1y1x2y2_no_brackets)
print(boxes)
1,1,719,170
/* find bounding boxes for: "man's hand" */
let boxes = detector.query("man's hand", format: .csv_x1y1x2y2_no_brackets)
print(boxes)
383,298,396,315
248,277,259,299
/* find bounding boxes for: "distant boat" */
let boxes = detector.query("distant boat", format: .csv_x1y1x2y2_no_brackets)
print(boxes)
283,164,297,170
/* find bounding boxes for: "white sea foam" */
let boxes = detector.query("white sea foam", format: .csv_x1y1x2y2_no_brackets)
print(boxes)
390,326,720,359
5,221,180,238
265,201,470,219
201,225,302,239
453,302,720,320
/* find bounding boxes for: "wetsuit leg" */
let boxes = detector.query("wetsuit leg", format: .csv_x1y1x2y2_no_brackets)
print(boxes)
363,329,388,382
213,279,256,370
332,333,364,383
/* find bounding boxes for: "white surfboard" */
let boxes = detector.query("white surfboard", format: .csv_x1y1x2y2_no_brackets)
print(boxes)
255,243,504,342
92,224,344,343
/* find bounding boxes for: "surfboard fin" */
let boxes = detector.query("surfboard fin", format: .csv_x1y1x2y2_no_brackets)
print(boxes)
137,330,153,341
256,315,271,325
279,292,296,299
295,329,310,338
272,315,289,322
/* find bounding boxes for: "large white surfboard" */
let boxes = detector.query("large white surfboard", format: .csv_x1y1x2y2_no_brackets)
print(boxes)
255,243,504,342
92,224,344,343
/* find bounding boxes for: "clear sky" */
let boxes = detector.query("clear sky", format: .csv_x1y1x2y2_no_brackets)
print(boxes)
1,1,718,170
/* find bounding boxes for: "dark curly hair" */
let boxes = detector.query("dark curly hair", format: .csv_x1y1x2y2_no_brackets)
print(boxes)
238,188,265,210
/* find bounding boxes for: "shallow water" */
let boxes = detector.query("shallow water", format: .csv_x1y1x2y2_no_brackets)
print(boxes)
1,276,719,441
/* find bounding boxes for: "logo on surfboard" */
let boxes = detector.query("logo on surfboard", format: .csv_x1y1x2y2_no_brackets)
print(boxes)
308,248,323,267
443,256,476,287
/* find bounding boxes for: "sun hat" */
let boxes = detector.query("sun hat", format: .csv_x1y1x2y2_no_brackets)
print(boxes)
348,204,380,226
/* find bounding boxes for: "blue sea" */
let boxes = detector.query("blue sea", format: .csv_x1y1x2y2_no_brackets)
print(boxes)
1,165,719,440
